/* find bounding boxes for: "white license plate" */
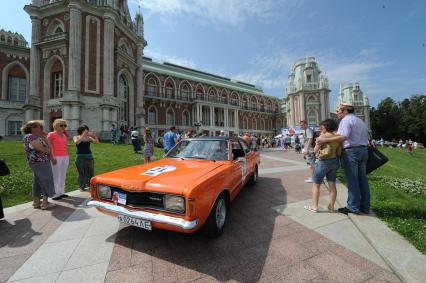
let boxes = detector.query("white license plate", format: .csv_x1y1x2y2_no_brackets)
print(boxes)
118,214,152,230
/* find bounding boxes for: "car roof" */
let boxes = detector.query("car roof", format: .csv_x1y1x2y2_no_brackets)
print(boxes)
183,136,235,141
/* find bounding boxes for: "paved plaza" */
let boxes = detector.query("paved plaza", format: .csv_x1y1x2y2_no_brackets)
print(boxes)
1,150,425,283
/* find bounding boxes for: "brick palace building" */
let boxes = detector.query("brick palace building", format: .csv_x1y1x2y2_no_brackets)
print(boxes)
0,0,369,139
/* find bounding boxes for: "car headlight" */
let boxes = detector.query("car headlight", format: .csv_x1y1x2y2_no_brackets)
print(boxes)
98,184,112,199
163,195,185,212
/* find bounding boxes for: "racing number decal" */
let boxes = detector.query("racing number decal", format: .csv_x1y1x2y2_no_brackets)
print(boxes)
141,165,176,176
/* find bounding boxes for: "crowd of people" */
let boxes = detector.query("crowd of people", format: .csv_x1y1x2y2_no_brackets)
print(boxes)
7,100,373,216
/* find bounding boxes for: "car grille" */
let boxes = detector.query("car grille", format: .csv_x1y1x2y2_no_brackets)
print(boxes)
110,187,164,210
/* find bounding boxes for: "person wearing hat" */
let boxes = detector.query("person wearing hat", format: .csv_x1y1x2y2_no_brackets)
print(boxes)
316,102,370,215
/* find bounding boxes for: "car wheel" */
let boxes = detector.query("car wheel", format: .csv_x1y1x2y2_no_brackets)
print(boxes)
203,194,227,238
249,165,258,185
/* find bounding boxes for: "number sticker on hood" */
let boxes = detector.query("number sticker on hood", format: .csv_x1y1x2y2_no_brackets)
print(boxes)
141,165,177,176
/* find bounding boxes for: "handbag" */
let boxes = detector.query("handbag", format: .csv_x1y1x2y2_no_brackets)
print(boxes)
366,146,388,174
0,160,10,176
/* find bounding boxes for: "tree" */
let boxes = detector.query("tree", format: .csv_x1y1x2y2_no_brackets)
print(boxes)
371,95,426,144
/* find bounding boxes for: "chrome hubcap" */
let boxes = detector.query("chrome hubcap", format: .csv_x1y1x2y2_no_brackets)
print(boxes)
215,199,226,229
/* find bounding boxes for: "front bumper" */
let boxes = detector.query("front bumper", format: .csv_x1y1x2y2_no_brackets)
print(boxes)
87,200,198,230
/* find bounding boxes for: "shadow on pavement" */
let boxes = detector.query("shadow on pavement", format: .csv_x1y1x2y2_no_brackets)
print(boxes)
107,176,287,282
0,196,88,250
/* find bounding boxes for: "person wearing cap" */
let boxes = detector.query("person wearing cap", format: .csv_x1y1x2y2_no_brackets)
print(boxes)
316,102,370,215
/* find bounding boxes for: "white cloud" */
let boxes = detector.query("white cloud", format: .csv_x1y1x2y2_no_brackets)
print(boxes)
144,49,197,69
130,0,291,26
232,47,391,100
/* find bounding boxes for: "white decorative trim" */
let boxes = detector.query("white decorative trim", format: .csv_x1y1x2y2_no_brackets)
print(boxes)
84,15,100,94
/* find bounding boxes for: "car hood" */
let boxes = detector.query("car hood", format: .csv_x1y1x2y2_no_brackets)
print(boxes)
93,158,225,195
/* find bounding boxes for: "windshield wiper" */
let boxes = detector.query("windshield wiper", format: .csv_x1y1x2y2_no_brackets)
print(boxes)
184,156,207,159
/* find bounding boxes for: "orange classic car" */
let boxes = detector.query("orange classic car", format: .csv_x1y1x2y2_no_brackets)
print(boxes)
87,137,260,237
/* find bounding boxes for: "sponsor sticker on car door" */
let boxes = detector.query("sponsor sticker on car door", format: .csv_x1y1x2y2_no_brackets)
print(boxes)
238,157,247,182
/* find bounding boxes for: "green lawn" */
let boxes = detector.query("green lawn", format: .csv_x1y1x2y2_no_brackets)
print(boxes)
0,140,164,208
338,147,426,254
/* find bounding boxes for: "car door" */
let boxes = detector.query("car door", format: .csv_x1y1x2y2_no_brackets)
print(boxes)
229,140,245,197
240,139,254,176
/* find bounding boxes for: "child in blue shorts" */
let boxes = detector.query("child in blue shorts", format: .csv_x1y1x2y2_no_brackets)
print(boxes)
304,119,341,212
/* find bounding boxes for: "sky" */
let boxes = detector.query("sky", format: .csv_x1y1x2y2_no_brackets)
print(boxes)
1,0,425,108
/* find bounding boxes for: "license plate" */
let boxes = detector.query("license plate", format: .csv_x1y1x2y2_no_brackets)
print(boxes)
118,214,152,230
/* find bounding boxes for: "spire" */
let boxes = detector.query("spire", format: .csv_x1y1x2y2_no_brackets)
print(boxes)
135,0,144,38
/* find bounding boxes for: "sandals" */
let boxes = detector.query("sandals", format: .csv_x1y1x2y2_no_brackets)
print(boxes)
304,205,318,213
41,203,56,210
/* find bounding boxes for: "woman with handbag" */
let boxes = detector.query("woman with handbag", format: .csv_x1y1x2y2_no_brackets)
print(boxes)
21,120,56,210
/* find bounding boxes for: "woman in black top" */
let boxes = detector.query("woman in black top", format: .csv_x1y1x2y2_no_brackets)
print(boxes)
73,125,99,191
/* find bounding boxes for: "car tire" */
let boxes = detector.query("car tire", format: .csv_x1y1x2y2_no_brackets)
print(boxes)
203,193,228,238
249,165,258,185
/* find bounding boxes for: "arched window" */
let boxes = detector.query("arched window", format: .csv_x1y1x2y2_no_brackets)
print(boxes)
52,71,63,98
269,119,273,129
307,95,316,102
147,78,158,97
251,97,257,110
209,90,216,102
196,87,204,100
182,111,190,126
148,107,157,125
8,76,26,102
231,93,239,106
242,96,248,109
165,80,174,99
166,109,174,125
181,84,190,101
0,35,5,42
261,119,265,130
243,117,248,129
259,99,265,112
118,75,129,125
307,110,317,125
221,91,228,104
252,118,257,130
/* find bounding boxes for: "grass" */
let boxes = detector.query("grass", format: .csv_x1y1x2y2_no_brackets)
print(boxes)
0,140,164,208
337,147,426,254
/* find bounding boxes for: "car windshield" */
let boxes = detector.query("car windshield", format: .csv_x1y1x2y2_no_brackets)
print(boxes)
166,139,229,161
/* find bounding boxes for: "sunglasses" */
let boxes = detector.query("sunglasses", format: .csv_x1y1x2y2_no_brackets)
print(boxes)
33,125,43,129
59,124,67,128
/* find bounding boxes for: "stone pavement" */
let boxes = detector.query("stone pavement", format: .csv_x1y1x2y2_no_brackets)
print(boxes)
1,149,425,283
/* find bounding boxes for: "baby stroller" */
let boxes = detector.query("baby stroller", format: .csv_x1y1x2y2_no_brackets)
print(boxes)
295,143,302,153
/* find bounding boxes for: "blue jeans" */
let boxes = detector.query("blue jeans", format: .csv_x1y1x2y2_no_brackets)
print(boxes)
312,158,339,184
341,147,370,213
